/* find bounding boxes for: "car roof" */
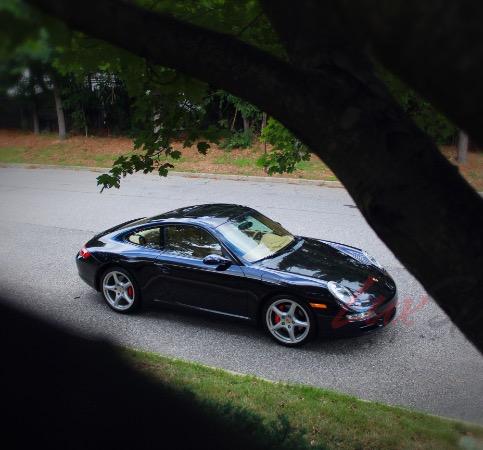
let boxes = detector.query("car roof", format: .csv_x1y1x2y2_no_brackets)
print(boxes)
144,203,254,228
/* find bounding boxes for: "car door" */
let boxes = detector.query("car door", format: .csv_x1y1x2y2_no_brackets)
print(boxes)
155,224,250,318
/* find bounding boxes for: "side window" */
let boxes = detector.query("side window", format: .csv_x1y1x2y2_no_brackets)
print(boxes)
127,227,161,249
164,225,223,259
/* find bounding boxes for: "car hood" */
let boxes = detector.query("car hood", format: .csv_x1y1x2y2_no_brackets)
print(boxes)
258,237,396,304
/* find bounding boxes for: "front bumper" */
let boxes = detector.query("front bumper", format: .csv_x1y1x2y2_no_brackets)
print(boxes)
316,293,398,336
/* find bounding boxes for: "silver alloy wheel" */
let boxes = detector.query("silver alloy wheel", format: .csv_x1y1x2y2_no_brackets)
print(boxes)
102,270,135,311
266,299,310,344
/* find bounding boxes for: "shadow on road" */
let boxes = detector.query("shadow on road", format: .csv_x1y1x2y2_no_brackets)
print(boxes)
85,289,397,355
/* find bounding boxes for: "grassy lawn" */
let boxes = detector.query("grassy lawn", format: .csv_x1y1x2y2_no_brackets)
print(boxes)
123,348,483,450
0,130,335,181
0,130,481,189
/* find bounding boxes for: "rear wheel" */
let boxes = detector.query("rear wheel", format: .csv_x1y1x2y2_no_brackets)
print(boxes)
263,296,315,346
101,267,140,313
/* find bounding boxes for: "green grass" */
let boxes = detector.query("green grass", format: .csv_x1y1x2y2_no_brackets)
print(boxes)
123,348,483,450
2,133,481,189
214,153,252,167
0,135,338,181
0,145,69,165
0,146,26,163
294,160,314,171
94,154,116,165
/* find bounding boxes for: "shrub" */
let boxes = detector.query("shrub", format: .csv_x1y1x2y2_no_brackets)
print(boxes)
257,118,310,174
220,130,254,150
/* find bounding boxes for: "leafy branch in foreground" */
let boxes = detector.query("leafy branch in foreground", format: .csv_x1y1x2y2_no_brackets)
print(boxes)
258,118,310,174
96,83,222,191
96,156,174,191
96,137,214,191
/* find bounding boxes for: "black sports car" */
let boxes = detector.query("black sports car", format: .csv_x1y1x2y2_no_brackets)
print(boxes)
76,204,397,346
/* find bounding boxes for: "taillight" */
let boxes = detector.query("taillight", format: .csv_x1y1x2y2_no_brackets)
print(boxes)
79,247,91,260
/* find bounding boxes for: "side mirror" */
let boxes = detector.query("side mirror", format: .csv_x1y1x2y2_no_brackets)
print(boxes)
203,254,232,270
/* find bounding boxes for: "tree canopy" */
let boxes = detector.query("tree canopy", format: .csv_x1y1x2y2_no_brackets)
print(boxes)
0,0,457,185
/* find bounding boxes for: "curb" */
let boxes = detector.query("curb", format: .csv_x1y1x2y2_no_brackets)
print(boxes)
0,162,344,188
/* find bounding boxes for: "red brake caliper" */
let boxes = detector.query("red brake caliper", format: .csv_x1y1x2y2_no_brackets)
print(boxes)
274,304,284,324
127,286,134,298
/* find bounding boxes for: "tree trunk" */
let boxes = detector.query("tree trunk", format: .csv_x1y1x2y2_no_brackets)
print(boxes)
32,100,40,135
20,106,28,130
28,0,483,353
333,0,483,146
262,112,268,171
262,0,483,350
52,81,66,140
261,112,267,132
230,108,238,131
242,115,250,133
83,109,88,137
457,130,468,164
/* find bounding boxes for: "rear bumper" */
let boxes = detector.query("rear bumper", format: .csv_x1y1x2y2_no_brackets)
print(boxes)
76,254,98,290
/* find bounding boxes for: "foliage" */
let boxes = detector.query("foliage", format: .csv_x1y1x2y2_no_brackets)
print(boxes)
379,69,457,144
0,0,459,189
0,15,52,101
97,87,224,190
220,92,262,126
220,130,254,150
258,118,311,174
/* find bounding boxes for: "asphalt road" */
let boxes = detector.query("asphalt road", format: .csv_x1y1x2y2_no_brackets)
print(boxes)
0,166,482,424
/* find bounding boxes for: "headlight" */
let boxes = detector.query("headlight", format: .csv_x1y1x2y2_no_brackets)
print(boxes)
327,281,354,307
362,250,384,270
328,281,370,311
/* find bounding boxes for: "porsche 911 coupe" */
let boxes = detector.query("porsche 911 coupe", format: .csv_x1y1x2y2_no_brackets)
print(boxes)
76,204,397,346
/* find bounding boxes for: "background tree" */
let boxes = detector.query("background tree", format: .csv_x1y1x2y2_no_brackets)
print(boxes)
457,131,469,164
0,16,68,138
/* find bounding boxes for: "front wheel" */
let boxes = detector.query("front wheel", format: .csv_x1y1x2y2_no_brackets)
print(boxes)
263,296,316,346
101,267,140,313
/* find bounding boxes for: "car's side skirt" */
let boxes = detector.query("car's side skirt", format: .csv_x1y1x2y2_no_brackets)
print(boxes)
152,298,253,321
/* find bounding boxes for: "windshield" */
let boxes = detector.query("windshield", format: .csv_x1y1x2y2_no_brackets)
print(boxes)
217,212,295,262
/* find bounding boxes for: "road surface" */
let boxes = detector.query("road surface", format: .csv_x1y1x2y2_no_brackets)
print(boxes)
0,166,481,424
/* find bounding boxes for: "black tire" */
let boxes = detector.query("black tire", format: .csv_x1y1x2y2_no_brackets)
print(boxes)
262,295,316,346
100,266,141,314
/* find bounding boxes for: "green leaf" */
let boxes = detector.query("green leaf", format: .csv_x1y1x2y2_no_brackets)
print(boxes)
197,141,210,155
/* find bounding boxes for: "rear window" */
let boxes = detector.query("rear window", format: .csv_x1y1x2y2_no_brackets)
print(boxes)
126,227,162,249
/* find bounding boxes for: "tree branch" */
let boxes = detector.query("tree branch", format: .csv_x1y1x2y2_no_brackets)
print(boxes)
333,0,483,145
262,0,483,350
26,0,308,118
